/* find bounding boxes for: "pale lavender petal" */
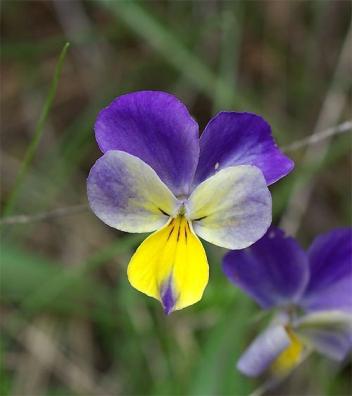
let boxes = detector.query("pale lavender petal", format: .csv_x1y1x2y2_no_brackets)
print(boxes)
95,91,199,196
194,112,294,187
187,165,272,250
222,227,309,309
295,311,352,360
87,151,179,233
301,228,352,312
237,326,291,377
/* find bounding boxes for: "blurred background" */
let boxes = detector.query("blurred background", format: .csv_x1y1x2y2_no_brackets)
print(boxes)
1,1,351,395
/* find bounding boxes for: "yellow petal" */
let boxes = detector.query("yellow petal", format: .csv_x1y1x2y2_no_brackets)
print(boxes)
270,327,304,375
127,216,209,313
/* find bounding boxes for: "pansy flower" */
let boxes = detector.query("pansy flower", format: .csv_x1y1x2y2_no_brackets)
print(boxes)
223,227,352,377
87,91,293,314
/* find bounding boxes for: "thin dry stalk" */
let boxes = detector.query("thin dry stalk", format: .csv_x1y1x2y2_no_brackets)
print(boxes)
280,24,352,235
2,316,115,396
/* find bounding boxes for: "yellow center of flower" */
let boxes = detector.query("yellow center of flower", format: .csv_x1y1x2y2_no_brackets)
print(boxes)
271,326,304,376
127,215,209,313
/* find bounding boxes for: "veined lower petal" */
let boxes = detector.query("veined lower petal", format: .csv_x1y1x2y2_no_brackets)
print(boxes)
294,311,352,361
87,150,179,233
187,165,272,249
127,216,209,314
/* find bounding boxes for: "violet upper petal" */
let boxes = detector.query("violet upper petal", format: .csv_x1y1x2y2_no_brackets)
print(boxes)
301,228,352,313
237,325,291,377
193,112,294,186
222,227,309,309
95,91,199,196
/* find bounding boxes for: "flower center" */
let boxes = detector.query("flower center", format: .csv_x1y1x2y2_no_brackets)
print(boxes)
178,203,186,217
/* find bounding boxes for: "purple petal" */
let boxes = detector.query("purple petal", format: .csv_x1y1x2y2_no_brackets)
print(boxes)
237,325,291,377
301,228,352,313
295,311,352,361
193,112,294,186
160,277,176,315
222,227,309,309
95,91,199,196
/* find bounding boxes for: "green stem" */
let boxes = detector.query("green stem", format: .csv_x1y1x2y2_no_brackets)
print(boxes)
2,42,70,218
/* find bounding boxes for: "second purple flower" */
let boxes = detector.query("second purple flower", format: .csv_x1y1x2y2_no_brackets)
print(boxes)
223,227,352,377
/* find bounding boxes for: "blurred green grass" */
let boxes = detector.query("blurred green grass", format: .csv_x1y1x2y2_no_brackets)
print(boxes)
1,1,351,395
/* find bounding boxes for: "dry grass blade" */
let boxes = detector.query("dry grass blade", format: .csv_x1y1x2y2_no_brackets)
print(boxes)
282,120,352,152
280,24,352,235
1,316,117,396
0,204,88,225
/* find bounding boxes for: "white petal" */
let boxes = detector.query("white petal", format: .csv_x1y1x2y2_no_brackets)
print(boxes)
87,151,180,233
187,165,272,249
294,311,352,360
237,325,291,377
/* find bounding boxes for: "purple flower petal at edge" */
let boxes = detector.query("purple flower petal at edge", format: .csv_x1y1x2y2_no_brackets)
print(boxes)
95,91,200,197
193,112,294,187
301,228,352,313
294,311,352,361
222,227,309,309
237,325,291,377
